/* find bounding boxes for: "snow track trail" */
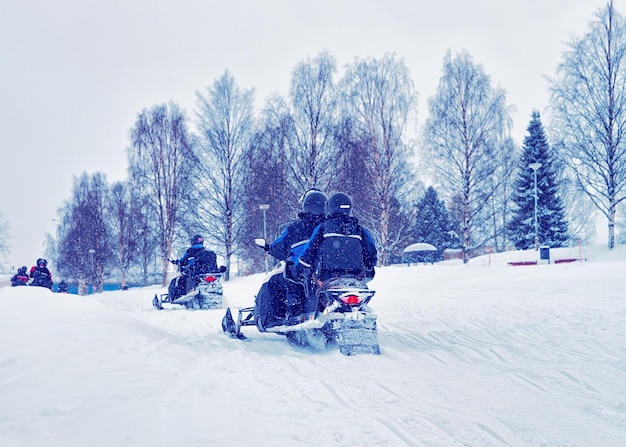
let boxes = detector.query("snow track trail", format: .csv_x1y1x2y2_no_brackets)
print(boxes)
2,246,626,446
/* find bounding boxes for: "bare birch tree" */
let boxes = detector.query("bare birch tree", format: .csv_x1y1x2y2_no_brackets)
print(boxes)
56,172,113,294
487,137,519,252
108,181,144,289
261,51,339,197
339,53,419,265
194,71,254,280
0,212,9,258
286,51,339,191
422,50,510,263
128,102,195,286
550,1,626,249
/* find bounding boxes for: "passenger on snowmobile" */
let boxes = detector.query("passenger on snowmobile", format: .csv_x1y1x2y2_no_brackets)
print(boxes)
298,192,377,294
256,189,327,325
11,266,30,286
29,258,53,290
168,234,223,301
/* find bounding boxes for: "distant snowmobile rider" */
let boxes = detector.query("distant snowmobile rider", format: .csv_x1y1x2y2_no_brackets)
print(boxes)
169,234,223,300
11,266,30,286
29,258,53,289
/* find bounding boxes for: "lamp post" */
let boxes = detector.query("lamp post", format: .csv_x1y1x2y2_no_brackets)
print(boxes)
88,248,96,293
259,204,270,272
529,162,542,250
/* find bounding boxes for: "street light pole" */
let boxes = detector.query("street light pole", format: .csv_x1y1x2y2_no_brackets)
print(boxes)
88,248,96,293
259,204,270,272
529,162,542,250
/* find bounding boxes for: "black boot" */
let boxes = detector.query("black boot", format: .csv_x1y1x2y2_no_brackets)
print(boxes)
284,304,302,326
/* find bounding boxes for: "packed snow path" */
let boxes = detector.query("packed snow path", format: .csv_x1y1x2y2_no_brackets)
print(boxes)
1,246,625,446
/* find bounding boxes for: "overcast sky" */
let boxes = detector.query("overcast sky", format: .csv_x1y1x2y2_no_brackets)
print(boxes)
0,0,614,269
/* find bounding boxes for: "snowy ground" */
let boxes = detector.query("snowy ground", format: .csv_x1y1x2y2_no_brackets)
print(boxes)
1,245,625,446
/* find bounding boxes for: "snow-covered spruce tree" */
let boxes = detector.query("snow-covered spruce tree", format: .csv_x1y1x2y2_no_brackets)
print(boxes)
508,111,568,249
412,186,460,260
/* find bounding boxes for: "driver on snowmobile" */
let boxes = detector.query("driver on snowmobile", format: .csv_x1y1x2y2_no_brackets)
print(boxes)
169,234,223,300
29,258,53,289
257,189,327,325
298,192,377,289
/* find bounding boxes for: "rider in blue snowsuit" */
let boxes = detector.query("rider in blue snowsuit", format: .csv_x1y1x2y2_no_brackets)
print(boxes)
259,189,327,325
169,234,220,299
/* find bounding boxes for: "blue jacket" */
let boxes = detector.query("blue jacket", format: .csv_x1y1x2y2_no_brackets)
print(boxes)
298,215,377,281
177,244,218,274
268,213,325,265
178,244,205,266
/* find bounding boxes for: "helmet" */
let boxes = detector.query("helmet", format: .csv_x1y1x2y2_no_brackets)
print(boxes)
325,192,352,217
191,234,204,246
37,258,47,268
301,190,327,215
19,266,27,274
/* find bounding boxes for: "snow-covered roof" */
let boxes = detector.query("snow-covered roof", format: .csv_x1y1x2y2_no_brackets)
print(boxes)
402,242,437,252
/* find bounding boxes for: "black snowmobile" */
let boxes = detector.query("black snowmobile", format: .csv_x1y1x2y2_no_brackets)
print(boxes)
222,261,380,356
11,267,30,287
153,259,225,311
30,270,53,290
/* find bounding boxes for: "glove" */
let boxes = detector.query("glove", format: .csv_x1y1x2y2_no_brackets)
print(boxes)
218,265,227,273
170,259,179,265
254,238,270,251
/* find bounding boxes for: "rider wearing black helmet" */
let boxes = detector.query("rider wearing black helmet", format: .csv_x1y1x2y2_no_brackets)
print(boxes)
258,188,328,325
11,266,30,287
298,192,377,284
29,258,53,289
169,234,222,299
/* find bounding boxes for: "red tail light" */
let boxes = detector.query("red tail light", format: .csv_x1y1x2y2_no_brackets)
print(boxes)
341,294,361,305
204,276,217,282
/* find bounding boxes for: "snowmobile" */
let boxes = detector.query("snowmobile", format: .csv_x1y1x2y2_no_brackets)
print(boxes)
29,270,53,290
152,259,224,311
11,267,30,287
221,261,380,356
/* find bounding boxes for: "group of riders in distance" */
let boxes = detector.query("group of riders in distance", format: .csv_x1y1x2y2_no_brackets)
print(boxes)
10,258,68,292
